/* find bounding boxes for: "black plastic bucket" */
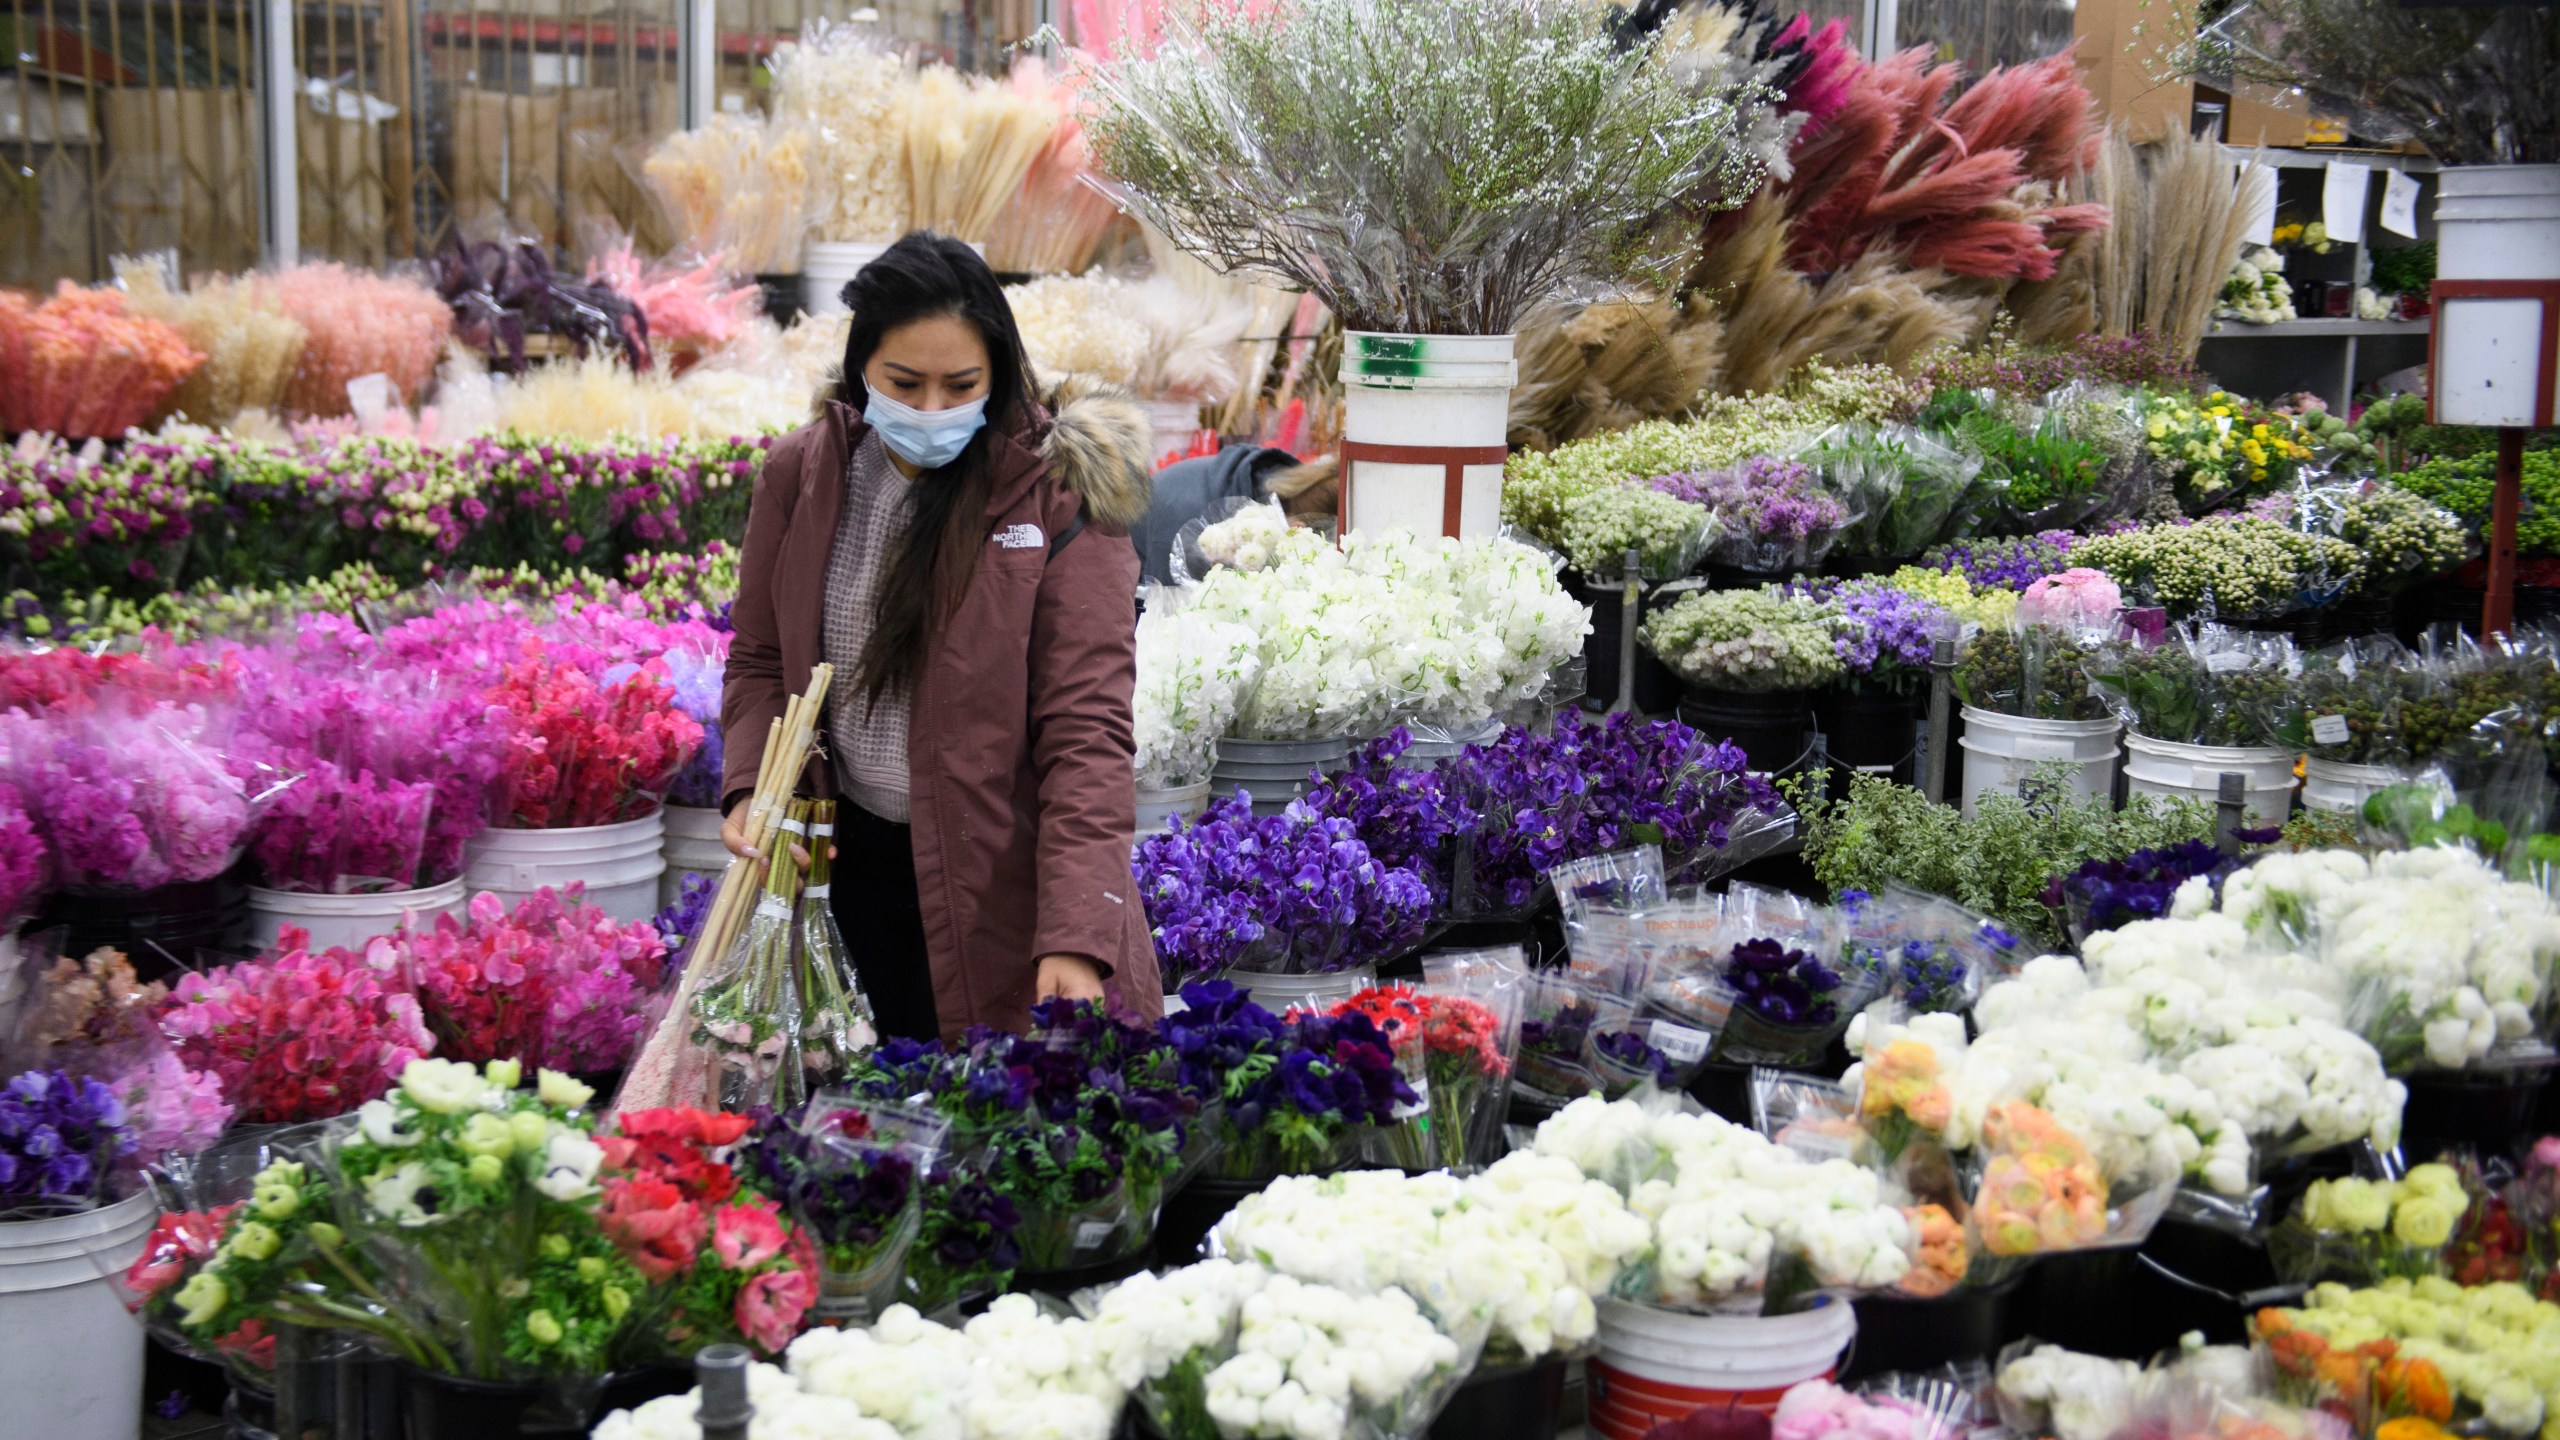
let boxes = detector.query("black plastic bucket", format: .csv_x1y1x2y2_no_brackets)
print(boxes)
1677,688,1813,775
1430,1355,1567,1440
32,867,252,980
1564,573,1681,716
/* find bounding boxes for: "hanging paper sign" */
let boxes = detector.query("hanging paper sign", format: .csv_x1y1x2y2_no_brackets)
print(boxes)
2323,161,2372,245
2380,169,2421,239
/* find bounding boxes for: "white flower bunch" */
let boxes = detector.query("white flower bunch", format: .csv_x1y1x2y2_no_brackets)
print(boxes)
1530,1097,1914,1308
1214,1158,1649,1359
1997,1344,2143,1440
1197,502,1291,573
1090,1259,1269,1390
593,1361,900,1440
959,1295,1123,1440
1186,527,1586,739
1004,275,1151,390
1204,1276,1461,1440
787,1305,977,1440
1640,586,1847,693
1134,596,1261,789
2220,245,2298,324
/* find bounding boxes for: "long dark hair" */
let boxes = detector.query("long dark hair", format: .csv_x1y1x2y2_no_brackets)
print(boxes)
835,232,1036,704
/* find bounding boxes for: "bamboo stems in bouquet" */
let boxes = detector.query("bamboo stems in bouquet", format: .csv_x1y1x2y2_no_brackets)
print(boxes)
614,665,832,1113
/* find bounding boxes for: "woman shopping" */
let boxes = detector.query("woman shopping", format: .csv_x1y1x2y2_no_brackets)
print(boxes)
720,232,1163,1041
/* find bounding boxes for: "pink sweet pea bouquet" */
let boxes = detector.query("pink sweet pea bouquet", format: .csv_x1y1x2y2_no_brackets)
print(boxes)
158,929,435,1124
0,780,45,927
388,886,671,1076
3,700,269,892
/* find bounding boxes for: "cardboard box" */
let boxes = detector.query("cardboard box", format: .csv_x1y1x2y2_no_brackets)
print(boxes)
2071,0,2195,144
2225,77,2310,149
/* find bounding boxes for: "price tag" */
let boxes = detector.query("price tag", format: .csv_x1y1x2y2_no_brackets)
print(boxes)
1074,1221,1117,1250
2322,161,2371,245
2311,714,2352,745
1649,1021,1712,1065
2380,169,2421,240
1161,994,1190,1018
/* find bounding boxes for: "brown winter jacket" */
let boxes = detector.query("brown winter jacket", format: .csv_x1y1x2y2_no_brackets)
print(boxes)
719,380,1164,1039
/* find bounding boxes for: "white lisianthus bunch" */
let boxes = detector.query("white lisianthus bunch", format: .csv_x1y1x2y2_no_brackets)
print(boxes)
1997,1344,2144,1440
1204,1276,1462,1440
1197,502,1291,572
593,1362,900,1440
1187,527,1587,739
1134,596,1260,789
1529,1097,1915,1308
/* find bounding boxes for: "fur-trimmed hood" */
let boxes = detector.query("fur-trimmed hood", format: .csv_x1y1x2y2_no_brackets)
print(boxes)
1036,377,1152,533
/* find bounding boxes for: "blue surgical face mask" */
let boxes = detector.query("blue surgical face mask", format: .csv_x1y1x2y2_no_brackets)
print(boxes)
864,388,988,471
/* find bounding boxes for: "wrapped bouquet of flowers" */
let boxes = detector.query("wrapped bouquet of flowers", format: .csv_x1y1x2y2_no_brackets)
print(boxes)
1802,424,1988,562
1641,587,1848,694
1133,794,1433,987
2139,391,2316,515
738,1097,944,1326
388,886,671,1078
2073,518,2360,622
158,929,436,1125
1134,595,1260,793
1652,456,1857,576
1161,981,1410,1183
2269,1164,2468,1287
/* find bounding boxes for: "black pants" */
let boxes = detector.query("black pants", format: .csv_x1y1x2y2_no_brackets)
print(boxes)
829,803,940,1042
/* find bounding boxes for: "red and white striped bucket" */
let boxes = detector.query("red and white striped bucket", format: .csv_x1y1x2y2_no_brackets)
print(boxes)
1586,1298,1856,1440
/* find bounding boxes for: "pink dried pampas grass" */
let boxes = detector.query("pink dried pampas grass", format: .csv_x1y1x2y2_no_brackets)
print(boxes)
585,242,758,374
264,263,451,418
0,282,204,438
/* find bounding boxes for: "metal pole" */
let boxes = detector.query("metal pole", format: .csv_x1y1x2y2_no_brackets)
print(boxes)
2484,426,2525,639
1611,548,1641,716
258,0,300,268
696,1344,754,1440
2215,773,2248,854
275,1324,307,1440
681,0,718,131
1923,636,1956,805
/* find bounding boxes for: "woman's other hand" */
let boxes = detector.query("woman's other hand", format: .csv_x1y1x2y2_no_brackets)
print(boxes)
1035,953,1106,1005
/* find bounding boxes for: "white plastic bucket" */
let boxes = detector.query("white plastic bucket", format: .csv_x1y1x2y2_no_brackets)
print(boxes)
2431,164,2560,428
2121,734,2297,825
247,877,468,954
802,240,891,318
660,804,731,907
2303,757,2403,814
463,812,667,924
1589,1298,1855,1440
1956,707,2122,817
1135,782,1212,834
1227,964,1377,1014
1142,399,1206,467
1339,332,1515,540
0,1191,158,1440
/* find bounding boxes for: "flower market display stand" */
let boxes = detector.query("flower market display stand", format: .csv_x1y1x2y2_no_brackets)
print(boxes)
2120,735,2298,827
1814,683,1923,789
1588,1297,1855,1437
395,1360,603,1440
658,804,730,907
1225,964,1377,1015
1211,736,1352,817
2301,757,2402,814
463,812,667,924
0,1190,157,1440
1955,708,2121,818
247,876,468,954
1677,687,1815,776
1336,332,1515,540
1428,1354,1568,1440
1841,1273,2026,1382
1135,781,1214,833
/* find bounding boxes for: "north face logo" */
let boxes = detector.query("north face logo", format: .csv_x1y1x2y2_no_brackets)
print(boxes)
994,523,1045,550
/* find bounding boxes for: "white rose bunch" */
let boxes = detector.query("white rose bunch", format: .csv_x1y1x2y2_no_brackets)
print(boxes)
1197,502,1291,573
1134,596,1261,789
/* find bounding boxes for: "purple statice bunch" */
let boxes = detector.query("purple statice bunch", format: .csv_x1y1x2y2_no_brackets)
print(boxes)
652,870,716,958
0,780,45,925
1132,795,1431,985
1593,1029,1679,1091
1652,457,1847,540
1921,530,2081,591
1297,729,1476,890
661,643,726,809
1722,937,1846,1027
0,1068,137,1214
2046,840,2235,937
1830,580,1951,693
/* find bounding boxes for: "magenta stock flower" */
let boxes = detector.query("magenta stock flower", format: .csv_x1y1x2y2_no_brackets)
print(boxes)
0,780,45,925
4,702,255,890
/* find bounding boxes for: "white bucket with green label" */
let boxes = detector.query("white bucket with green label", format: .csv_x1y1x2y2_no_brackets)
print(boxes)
1338,332,1515,540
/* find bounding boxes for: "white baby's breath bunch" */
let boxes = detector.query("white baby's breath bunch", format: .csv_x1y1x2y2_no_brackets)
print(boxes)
1134,595,1261,789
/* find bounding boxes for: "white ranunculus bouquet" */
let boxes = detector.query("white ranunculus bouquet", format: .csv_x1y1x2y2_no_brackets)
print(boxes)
1135,596,1262,790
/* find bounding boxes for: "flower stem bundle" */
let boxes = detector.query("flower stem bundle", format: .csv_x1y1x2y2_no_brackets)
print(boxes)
642,113,819,273
904,67,1061,246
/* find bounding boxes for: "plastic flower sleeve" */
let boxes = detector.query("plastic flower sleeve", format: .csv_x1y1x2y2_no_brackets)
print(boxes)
1417,950,1525,1169
1965,1095,2179,1279
774,1094,947,1325
1801,424,1987,562
1751,1068,1861,1161
1514,971,1624,1103
1331,986,1436,1170
684,803,815,1111
1174,496,1293,583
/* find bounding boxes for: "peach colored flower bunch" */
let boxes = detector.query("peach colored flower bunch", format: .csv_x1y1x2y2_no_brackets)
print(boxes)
0,283,204,438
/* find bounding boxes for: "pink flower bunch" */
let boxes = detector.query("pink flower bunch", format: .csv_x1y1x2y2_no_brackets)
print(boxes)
585,243,758,371
0,781,45,926
1773,1382,1944,1440
488,651,701,829
261,264,451,418
2017,567,2124,631
388,886,670,1074
0,283,205,438
0,645,242,717
3,703,257,890
159,928,435,1124
114,1048,235,1157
